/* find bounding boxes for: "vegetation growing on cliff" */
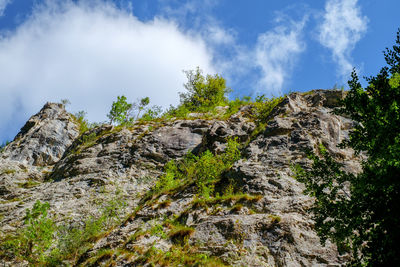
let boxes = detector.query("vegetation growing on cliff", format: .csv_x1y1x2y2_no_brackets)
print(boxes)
0,195,126,266
294,29,400,266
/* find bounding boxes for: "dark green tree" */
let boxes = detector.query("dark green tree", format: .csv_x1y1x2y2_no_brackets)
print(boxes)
294,29,400,266
179,67,230,111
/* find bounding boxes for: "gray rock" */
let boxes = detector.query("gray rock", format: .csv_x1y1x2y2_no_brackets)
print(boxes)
0,90,360,266
1,103,79,166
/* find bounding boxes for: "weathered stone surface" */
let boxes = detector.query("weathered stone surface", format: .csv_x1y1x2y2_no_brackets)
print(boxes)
1,103,79,166
0,90,360,266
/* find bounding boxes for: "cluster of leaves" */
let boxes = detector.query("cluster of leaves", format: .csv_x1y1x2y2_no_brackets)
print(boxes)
153,138,241,199
166,67,231,118
107,95,162,125
294,29,400,266
179,67,231,111
0,197,126,266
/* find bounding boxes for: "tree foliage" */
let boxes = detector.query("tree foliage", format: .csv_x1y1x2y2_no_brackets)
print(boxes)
107,95,160,125
107,95,133,125
179,67,230,111
294,29,400,266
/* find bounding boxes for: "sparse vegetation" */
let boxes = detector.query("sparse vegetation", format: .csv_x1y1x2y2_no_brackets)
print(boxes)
0,196,126,266
0,200,55,265
0,67,289,266
0,168,16,175
0,140,10,153
152,137,241,199
107,95,163,125
72,111,101,134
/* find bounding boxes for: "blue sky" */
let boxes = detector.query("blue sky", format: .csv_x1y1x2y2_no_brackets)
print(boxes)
0,0,399,144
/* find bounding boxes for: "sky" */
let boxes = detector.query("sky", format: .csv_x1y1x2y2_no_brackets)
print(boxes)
0,0,399,143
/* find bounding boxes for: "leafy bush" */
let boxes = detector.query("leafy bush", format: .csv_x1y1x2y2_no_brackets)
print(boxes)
132,96,150,120
163,67,231,119
179,67,230,111
153,138,241,198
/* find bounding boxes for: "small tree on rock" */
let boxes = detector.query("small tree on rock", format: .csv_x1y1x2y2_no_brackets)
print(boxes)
107,95,133,125
179,67,230,111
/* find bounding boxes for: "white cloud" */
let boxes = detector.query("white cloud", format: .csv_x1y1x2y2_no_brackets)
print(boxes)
254,19,306,96
0,0,11,16
319,0,368,77
0,1,215,140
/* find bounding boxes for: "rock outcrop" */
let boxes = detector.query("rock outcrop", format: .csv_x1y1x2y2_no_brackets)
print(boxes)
1,103,80,166
0,90,359,266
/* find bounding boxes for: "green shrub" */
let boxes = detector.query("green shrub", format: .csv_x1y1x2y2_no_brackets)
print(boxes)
251,95,284,123
107,95,134,125
1,200,55,265
179,67,230,111
72,111,100,134
163,67,231,119
0,196,126,266
152,138,241,199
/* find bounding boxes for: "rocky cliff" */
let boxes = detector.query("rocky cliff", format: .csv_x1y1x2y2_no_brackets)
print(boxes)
0,90,359,266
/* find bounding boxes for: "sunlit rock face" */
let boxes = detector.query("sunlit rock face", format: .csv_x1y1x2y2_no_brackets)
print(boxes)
1,102,80,166
0,90,358,266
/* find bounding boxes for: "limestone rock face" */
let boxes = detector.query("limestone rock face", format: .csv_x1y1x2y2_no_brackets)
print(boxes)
0,90,360,266
1,103,79,166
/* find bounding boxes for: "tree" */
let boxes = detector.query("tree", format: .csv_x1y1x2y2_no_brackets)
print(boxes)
294,29,400,266
107,95,133,125
179,67,230,110
134,96,150,120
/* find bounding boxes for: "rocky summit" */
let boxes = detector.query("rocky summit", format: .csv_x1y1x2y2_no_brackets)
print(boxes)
0,90,360,266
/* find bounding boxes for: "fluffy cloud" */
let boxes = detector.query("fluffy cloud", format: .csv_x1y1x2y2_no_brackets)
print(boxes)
0,0,11,16
0,1,214,141
254,20,306,96
319,0,368,77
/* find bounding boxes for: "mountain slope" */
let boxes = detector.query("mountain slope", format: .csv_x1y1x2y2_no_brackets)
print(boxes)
0,90,359,266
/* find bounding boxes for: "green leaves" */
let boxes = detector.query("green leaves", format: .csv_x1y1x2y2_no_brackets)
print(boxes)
153,138,241,199
295,28,400,265
107,95,133,125
108,95,162,125
179,67,230,111
0,200,55,265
